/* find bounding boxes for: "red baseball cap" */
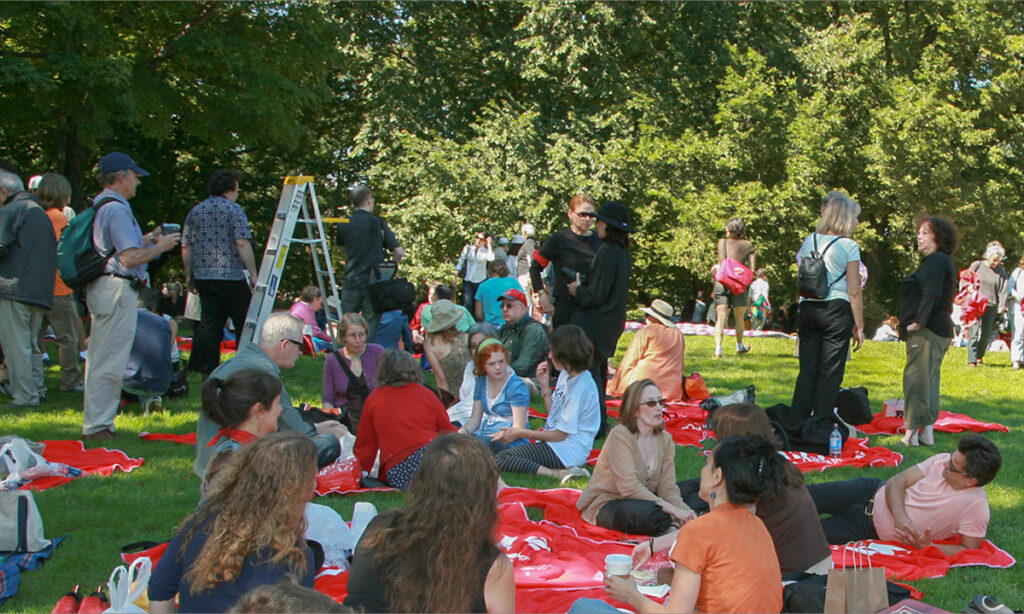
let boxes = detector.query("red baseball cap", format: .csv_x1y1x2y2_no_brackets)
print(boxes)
497,288,527,306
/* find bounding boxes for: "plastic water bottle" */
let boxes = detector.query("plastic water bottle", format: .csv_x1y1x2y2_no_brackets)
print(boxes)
829,424,843,458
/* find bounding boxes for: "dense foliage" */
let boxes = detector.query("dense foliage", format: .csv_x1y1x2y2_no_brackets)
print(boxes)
3,2,1022,321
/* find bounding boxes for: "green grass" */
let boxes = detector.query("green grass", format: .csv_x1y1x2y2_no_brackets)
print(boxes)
2,335,1020,612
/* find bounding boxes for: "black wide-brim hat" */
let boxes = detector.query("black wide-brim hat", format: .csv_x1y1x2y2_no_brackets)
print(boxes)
595,201,635,233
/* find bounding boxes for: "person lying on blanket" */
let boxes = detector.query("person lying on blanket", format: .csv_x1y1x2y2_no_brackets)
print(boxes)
494,325,600,483
577,379,696,536
672,403,832,578
807,433,1002,556
574,435,786,614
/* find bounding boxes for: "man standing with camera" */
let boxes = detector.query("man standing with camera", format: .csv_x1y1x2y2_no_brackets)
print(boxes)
83,152,180,439
182,169,257,378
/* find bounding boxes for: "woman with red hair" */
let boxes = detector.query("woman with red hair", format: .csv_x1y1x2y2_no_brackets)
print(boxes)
459,339,529,454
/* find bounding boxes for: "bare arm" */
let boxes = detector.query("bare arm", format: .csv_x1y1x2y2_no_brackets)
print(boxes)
846,260,865,350
484,552,516,614
460,399,484,435
148,599,173,614
605,562,701,614
934,535,984,557
424,338,449,392
475,299,484,322
119,232,180,269
181,244,194,291
234,238,258,287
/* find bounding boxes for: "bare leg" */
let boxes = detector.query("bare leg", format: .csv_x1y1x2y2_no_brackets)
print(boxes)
732,306,748,352
713,304,728,357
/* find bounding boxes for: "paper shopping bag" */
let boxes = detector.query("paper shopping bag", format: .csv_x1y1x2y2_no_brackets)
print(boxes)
824,564,888,613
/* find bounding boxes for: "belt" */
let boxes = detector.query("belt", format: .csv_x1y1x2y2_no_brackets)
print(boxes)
102,273,145,291
865,495,876,517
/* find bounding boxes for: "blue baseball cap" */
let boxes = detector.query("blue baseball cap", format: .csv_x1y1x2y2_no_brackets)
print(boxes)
98,152,150,177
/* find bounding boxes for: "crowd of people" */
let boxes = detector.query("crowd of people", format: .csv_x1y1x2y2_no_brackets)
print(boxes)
0,153,1016,613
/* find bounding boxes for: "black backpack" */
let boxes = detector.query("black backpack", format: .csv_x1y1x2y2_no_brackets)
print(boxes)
797,234,847,299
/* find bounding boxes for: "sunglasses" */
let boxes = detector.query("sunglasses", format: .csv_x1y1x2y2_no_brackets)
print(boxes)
639,398,667,409
285,338,304,347
576,211,597,218
947,453,971,478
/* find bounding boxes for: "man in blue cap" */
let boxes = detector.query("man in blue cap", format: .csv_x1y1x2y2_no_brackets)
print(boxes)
82,152,180,439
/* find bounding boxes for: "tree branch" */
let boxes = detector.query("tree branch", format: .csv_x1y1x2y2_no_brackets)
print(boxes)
147,1,220,70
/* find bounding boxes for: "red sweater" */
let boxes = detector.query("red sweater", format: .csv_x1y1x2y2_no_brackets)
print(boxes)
353,383,456,476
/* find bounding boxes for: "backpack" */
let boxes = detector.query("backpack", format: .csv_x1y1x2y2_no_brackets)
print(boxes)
797,234,847,299
55,197,119,289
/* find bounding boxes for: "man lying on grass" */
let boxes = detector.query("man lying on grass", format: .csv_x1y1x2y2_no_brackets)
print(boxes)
806,433,1001,556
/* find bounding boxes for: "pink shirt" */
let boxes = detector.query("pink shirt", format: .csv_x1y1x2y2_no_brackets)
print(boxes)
872,454,989,541
289,301,331,341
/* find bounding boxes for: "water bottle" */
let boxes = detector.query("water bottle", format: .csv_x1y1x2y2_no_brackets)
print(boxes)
829,424,843,458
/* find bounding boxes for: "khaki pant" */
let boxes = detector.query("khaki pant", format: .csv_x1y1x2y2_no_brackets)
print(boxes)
0,298,45,405
83,276,138,434
40,293,84,391
902,327,951,430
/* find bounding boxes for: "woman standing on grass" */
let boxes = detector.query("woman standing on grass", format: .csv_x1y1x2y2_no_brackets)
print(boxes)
493,325,600,482
898,217,959,446
345,433,515,613
966,241,1009,367
150,432,318,613
791,191,864,421
711,217,756,358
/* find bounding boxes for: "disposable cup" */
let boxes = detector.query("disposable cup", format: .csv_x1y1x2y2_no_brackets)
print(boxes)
605,553,632,577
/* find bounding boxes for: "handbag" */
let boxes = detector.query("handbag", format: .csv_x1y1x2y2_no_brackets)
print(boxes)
824,543,889,614
715,240,754,295
682,373,710,400
0,490,50,553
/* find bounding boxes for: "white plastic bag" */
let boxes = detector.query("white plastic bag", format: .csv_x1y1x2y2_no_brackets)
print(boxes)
349,501,378,547
305,503,355,570
103,556,151,614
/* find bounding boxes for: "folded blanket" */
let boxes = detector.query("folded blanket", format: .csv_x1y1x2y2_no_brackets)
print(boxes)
498,487,648,543
23,441,144,491
782,437,903,473
138,432,196,445
315,458,396,496
831,537,1015,581
857,411,1010,436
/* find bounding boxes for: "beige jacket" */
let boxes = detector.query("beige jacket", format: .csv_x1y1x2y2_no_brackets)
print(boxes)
577,424,688,525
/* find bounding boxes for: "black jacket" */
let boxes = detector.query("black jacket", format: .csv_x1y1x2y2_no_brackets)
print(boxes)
571,243,631,357
899,251,956,339
0,191,56,309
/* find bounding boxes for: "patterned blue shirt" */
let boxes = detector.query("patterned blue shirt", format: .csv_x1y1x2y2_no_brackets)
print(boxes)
182,195,253,281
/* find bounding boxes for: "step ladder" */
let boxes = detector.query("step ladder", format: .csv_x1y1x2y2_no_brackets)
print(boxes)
238,176,345,348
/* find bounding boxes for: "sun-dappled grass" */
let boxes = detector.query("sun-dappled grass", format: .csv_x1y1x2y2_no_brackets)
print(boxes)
1,334,1020,612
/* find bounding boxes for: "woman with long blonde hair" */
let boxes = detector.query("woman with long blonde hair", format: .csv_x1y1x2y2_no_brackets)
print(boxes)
149,432,318,613
345,433,515,613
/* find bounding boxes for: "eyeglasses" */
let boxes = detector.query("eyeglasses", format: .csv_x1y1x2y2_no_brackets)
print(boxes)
639,398,667,409
947,453,971,478
345,332,367,340
285,338,304,347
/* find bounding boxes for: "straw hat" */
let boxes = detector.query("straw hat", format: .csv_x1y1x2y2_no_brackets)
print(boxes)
426,299,462,333
640,299,677,326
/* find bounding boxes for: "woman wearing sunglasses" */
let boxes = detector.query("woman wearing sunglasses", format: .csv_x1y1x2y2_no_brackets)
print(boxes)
577,379,695,536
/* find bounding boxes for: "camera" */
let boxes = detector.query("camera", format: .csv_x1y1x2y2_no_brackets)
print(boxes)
161,223,181,235
561,266,585,284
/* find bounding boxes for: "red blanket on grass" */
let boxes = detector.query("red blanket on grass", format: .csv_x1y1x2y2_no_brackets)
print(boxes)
533,400,709,449
781,437,903,472
498,487,648,543
22,440,144,491
857,411,1010,436
139,432,196,445
831,538,1015,581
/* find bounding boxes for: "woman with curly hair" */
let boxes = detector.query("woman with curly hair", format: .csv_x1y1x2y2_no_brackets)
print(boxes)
149,432,318,613
345,433,515,613
353,349,457,490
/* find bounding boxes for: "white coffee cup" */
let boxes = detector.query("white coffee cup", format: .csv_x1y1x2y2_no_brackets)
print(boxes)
605,553,632,578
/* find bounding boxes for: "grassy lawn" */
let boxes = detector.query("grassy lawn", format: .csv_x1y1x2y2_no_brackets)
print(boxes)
2,333,1020,612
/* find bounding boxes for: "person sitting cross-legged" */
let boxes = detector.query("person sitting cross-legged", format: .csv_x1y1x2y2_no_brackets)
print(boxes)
807,433,1002,556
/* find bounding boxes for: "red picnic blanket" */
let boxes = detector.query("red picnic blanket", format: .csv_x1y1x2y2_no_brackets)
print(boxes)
139,432,196,445
831,537,1015,581
857,411,1010,436
533,399,709,449
781,437,903,472
22,440,144,491
498,487,648,543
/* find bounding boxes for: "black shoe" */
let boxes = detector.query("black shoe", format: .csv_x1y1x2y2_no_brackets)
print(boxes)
964,595,1014,614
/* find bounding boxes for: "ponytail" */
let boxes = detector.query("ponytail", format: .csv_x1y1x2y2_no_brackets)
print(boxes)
200,369,283,428
713,435,788,505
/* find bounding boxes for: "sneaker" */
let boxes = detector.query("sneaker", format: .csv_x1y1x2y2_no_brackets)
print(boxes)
559,466,591,485
1013,362,1021,371
51,586,82,614
77,587,109,614
713,347,723,359
736,344,751,355
964,595,1014,614
82,429,118,441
